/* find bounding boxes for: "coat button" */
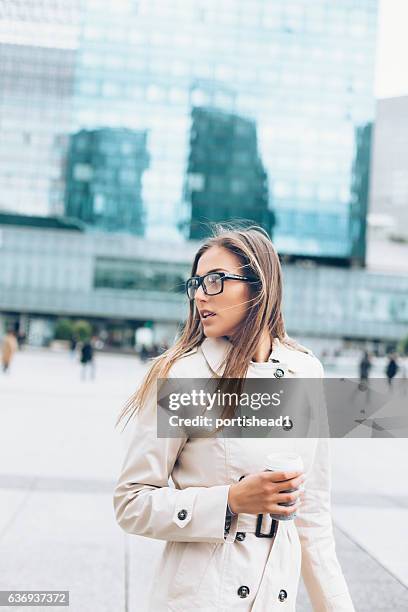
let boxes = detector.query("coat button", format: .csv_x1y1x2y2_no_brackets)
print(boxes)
235,532,246,542
278,589,287,602
274,368,285,378
177,509,188,520
237,585,250,598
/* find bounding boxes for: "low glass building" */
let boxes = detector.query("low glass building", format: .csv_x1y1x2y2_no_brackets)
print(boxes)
1,215,407,351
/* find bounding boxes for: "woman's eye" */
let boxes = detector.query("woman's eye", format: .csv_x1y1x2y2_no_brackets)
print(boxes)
207,275,218,285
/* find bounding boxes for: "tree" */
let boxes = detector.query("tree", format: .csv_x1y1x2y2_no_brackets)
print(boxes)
54,318,74,341
72,320,92,342
397,335,408,356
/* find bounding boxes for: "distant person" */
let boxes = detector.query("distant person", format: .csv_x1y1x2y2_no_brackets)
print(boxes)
151,343,160,358
385,353,399,388
80,338,95,380
1,329,18,373
140,344,149,363
70,337,77,358
359,350,372,390
401,355,407,379
401,355,408,396
17,330,26,349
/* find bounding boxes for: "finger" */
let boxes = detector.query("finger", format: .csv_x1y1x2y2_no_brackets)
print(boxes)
273,500,301,516
273,474,305,493
284,474,305,490
276,490,301,504
266,470,304,483
285,474,306,490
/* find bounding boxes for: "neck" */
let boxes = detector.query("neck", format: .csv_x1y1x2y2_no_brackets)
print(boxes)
251,329,273,363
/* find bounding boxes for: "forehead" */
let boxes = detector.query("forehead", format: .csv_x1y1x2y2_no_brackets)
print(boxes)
196,245,243,275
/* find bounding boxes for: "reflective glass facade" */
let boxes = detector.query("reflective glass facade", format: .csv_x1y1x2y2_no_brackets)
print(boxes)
0,1,80,215
185,107,272,239
65,128,149,233
1,219,407,345
94,256,186,293
0,0,378,261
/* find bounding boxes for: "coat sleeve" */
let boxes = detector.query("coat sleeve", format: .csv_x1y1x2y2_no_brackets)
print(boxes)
295,358,355,611
113,378,231,543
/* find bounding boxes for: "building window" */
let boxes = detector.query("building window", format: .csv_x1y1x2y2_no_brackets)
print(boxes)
73,163,93,181
93,257,186,293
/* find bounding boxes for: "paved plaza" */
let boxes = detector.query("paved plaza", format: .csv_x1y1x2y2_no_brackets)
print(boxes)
0,348,407,611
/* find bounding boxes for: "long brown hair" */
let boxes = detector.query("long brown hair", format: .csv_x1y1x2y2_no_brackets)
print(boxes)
116,223,308,429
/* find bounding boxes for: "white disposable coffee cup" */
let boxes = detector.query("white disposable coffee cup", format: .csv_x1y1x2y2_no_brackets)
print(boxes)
265,452,304,521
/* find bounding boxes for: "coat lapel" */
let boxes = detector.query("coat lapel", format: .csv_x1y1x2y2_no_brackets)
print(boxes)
200,336,287,376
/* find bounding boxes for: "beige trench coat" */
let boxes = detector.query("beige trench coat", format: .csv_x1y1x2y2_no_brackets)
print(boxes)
114,337,355,611
1,333,18,366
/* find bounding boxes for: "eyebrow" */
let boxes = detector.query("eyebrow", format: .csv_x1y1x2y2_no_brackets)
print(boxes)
195,268,228,276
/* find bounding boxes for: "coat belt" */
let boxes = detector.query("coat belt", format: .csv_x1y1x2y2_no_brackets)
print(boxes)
236,512,279,534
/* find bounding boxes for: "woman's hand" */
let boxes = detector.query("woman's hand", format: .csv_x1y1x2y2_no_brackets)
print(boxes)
227,470,305,516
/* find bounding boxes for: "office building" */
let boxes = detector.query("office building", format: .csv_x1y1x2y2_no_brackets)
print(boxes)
369,96,408,237
0,0,80,215
65,128,149,233
184,107,272,240
1,213,407,352
1,1,378,260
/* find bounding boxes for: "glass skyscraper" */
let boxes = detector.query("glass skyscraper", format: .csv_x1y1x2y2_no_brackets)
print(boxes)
0,1,80,216
65,128,149,233
0,0,378,263
185,107,272,239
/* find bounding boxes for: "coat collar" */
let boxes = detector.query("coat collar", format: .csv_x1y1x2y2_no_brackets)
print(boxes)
199,336,287,376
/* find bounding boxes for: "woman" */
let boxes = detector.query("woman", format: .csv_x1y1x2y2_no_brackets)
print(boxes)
1,328,18,373
114,225,354,611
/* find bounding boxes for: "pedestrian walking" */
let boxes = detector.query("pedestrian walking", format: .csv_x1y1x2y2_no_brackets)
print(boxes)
358,350,372,390
114,225,354,611
80,338,95,380
139,344,149,362
1,328,18,374
70,336,77,358
400,354,408,397
385,353,399,388
17,330,26,349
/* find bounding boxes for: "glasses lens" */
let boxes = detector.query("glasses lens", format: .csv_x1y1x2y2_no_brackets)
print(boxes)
203,273,222,295
186,278,199,299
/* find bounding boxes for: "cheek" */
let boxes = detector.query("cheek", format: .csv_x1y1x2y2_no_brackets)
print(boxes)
203,287,251,337
218,285,251,320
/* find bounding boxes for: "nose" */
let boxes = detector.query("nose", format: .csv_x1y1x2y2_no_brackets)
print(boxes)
194,283,208,302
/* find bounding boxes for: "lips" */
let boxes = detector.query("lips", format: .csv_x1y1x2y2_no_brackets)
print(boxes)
200,310,216,319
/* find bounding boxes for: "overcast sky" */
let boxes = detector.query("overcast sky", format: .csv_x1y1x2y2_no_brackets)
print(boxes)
375,0,408,98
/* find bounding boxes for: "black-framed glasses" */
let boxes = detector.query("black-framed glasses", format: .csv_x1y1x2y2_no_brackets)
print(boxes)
185,271,258,300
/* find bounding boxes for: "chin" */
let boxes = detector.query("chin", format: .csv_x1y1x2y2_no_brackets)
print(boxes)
203,327,224,338
203,326,232,338
203,329,217,338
